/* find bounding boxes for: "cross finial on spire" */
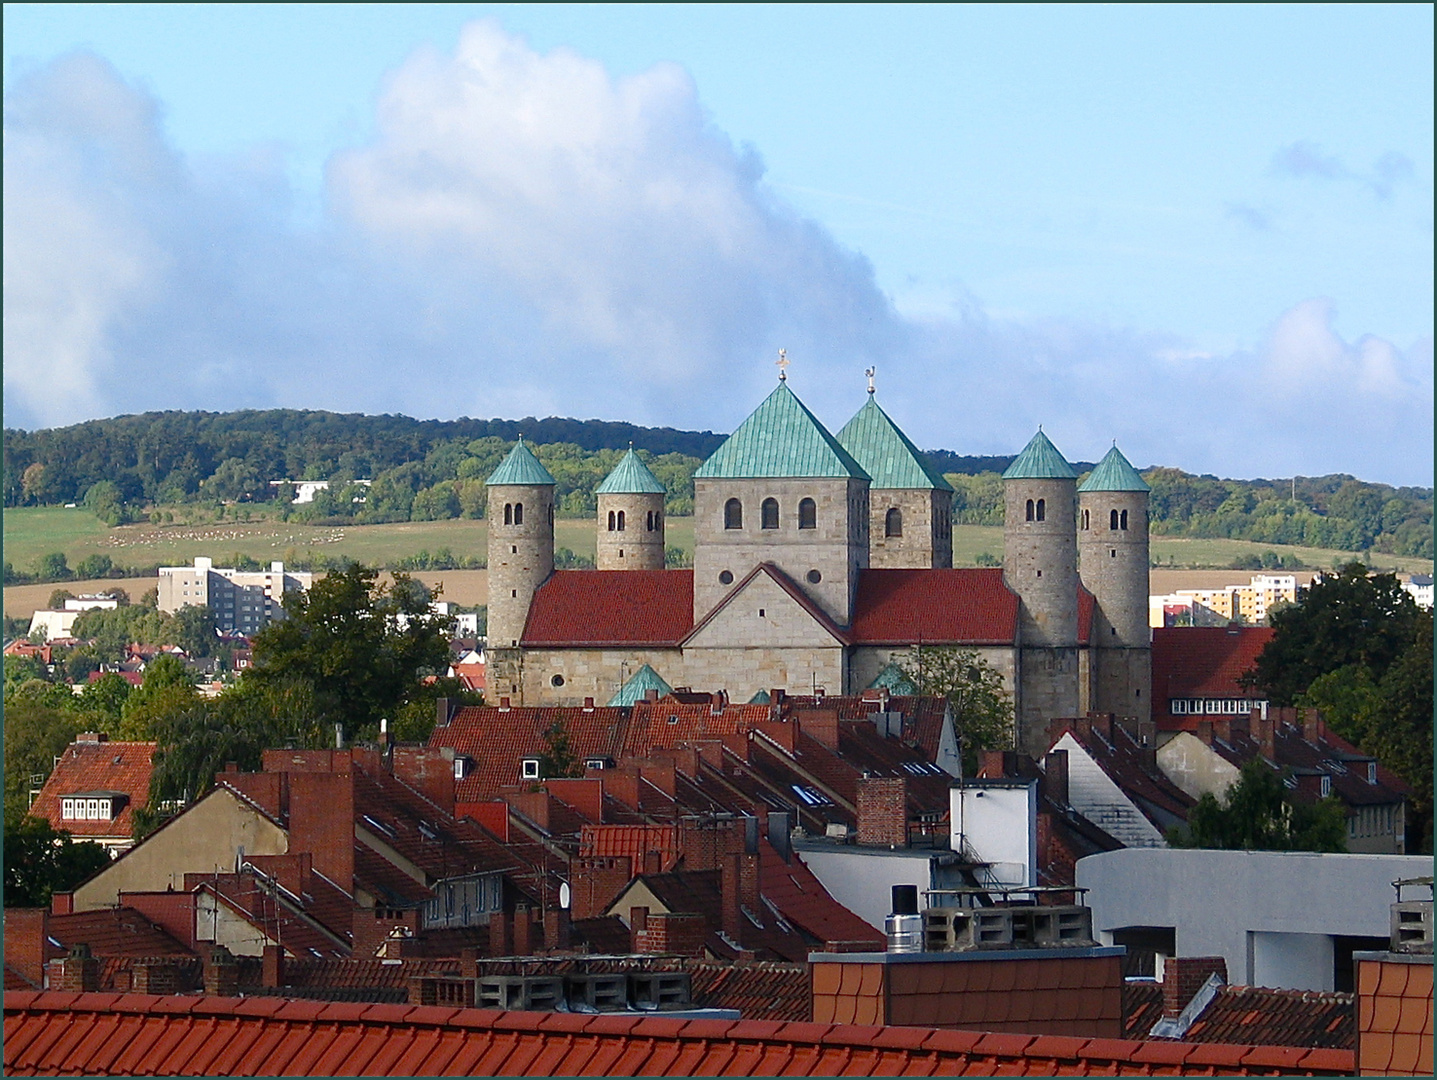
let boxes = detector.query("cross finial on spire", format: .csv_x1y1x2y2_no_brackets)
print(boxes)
865,366,876,395
776,348,789,381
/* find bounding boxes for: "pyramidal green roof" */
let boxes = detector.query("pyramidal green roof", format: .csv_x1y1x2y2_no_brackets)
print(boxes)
869,662,916,696
1078,445,1151,493
486,438,556,486
836,396,954,492
695,382,870,480
747,689,771,704
1002,429,1077,480
595,448,666,495
607,663,673,707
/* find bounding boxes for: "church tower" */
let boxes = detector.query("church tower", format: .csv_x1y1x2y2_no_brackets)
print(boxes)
595,448,667,570
485,439,555,662
1003,429,1080,754
692,378,870,625
836,386,954,568
1078,445,1151,722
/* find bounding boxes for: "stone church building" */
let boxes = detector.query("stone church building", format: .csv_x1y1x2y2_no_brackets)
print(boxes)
485,376,1151,754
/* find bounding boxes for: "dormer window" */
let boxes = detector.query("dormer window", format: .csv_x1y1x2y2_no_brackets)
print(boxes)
453,756,472,780
521,758,541,780
1368,761,1377,785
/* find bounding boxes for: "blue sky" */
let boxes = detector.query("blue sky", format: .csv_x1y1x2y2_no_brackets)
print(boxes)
4,4,1432,485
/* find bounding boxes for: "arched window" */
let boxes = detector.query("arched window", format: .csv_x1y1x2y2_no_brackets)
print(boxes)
725,498,743,530
761,498,779,530
646,510,655,531
504,503,513,526
607,510,616,532
1035,499,1046,522
514,503,523,526
1110,509,1119,530
885,507,903,537
799,498,816,530
1081,509,1090,530
617,510,626,532
1025,499,1035,522
1120,509,1129,530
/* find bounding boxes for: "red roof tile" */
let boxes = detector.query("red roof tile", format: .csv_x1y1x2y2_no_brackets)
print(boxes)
1,991,1358,1076
1151,627,1274,727
850,568,1018,645
1125,981,1355,1049
46,908,194,959
28,740,156,841
622,700,771,759
521,570,693,647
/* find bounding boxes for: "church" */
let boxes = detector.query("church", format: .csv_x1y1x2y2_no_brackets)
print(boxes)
483,368,1151,755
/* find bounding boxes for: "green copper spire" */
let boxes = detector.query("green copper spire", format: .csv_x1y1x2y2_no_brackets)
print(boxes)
695,382,869,480
1078,445,1150,493
486,437,556,486
836,395,953,492
607,663,674,706
1002,429,1077,480
596,448,667,495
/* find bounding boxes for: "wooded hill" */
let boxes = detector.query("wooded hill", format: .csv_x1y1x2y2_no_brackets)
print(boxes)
5,409,1432,559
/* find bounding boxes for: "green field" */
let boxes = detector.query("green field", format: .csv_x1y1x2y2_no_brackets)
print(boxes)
3,506,1427,580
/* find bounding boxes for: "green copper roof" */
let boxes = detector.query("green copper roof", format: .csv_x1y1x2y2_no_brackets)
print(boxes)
1002,429,1077,480
869,662,916,696
607,663,674,707
486,438,556,487
1078,445,1151,493
836,396,954,492
596,449,667,495
695,383,870,480
748,689,771,704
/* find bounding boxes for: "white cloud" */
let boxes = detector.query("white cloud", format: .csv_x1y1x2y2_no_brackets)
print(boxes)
3,29,1432,487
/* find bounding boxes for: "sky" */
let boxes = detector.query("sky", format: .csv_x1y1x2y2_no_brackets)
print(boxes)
3,4,1433,486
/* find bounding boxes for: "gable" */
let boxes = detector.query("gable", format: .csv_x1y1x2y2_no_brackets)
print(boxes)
1055,732,1165,848
684,567,848,650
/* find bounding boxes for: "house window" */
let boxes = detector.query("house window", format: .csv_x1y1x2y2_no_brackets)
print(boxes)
1368,761,1377,785
1025,499,1034,522
607,510,616,531
885,507,902,537
617,510,626,532
761,498,779,529
1035,499,1046,522
514,503,523,526
521,759,541,780
504,504,513,526
1110,509,1119,530
799,498,816,530
1320,775,1331,798
725,498,743,529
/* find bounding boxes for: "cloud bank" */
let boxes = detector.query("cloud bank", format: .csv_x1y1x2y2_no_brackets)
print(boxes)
5,24,1432,485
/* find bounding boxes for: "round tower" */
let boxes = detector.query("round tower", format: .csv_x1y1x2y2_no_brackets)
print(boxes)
1078,444,1151,720
595,448,667,570
486,438,555,651
1003,429,1080,754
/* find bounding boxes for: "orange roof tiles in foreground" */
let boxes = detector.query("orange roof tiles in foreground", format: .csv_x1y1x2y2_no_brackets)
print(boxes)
4,991,1356,1076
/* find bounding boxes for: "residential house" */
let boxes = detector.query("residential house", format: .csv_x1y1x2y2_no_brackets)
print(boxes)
27,734,157,854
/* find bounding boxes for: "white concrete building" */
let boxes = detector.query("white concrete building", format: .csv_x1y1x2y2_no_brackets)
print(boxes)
157,557,311,635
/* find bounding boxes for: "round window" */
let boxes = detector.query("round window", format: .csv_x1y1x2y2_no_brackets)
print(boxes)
718,570,734,585
807,569,822,584
550,674,565,687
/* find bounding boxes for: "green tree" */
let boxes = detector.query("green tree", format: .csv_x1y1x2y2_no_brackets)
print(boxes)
537,717,583,779
47,588,75,609
247,564,450,739
2,694,87,826
117,656,198,741
80,672,133,725
76,554,114,580
34,552,71,581
1243,563,1422,706
3,817,113,907
895,646,1013,773
1168,758,1349,852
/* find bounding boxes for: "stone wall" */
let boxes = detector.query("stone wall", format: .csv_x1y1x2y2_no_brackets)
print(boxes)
1003,477,1078,648
868,488,953,569
487,483,555,649
596,492,666,571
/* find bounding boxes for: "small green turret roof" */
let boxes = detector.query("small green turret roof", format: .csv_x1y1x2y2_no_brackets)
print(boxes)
869,662,916,696
486,438,556,486
596,448,666,495
695,382,870,480
836,396,954,492
748,689,771,704
607,663,674,707
1078,445,1150,493
1002,429,1077,480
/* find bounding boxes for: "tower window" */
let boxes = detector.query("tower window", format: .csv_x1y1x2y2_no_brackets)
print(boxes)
719,570,734,585
504,503,513,526
1035,499,1046,522
514,503,523,526
1081,509,1090,530
1110,509,1119,530
647,510,656,531
1120,509,1129,530
885,507,903,537
608,510,616,531
551,674,565,687
617,510,625,531
725,498,743,530
761,498,779,530
807,569,822,584
1025,499,1034,522
799,498,816,530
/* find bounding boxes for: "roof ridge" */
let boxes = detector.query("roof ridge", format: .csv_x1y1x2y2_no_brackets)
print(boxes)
695,382,870,480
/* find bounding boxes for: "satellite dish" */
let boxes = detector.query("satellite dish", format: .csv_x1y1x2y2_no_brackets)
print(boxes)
559,882,571,910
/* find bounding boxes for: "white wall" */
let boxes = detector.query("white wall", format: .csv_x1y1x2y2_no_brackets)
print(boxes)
951,779,1036,888
794,845,939,932
1056,732,1165,847
1251,932,1335,992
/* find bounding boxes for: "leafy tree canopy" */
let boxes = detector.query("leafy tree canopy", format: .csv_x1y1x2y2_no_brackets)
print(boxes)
1167,758,1349,853
3,816,112,907
895,646,1013,773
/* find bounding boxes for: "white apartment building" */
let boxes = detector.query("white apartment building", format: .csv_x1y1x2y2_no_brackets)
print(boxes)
157,557,311,634
1149,574,1299,628
1402,574,1433,609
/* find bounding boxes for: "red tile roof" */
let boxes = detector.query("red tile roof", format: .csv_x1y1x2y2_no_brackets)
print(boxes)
850,568,1019,644
580,825,681,871
1151,627,1274,727
431,705,630,800
622,700,771,759
28,740,156,840
755,845,885,952
185,872,351,958
1125,981,1355,1049
46,908,194,959
3,991,1358,1076
522,570,694,647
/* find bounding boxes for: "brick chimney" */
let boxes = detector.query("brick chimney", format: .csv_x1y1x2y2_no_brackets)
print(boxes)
1195,720,1213,746
1300,707,1324,745
979,749,1007,778
1162,957,1227,1018
1252,708,1275,760
1043,750,1069,808
489,910,513,957
543,907,571,952
3,908,48,988
261,944,286,989
203,945,240,997
131,960,183,996
629,906,649,952
636,912,706,957
1213,714,1231,743
513,903,534,956
48,944,99,993
288,771,355,894
857,776,908,847
801,708,840,750
720,858,742,939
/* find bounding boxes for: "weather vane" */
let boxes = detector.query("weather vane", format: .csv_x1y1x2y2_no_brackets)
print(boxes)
865,366,876,395
776,348,789,381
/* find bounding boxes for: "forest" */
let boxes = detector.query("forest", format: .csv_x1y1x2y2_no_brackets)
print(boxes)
5,409,1432,561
